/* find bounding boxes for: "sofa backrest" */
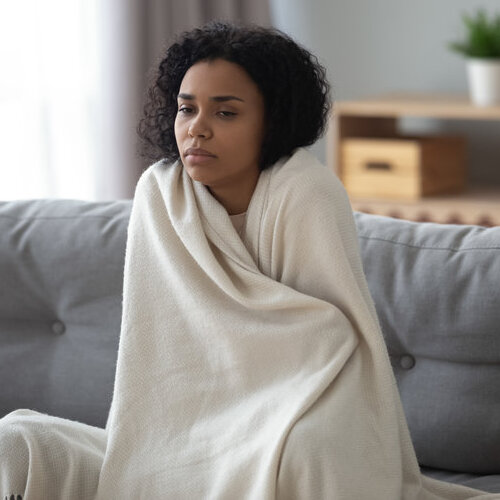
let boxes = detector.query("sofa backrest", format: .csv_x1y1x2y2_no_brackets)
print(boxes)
355,212,500,474
0,199,131,428
1,199,499,474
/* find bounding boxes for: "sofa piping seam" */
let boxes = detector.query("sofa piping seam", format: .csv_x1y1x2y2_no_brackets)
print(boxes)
358,234,500,252
0,215,122,221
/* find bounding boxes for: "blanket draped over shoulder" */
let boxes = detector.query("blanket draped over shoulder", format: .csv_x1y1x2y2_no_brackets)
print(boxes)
96,148,491,499
0,148,494,499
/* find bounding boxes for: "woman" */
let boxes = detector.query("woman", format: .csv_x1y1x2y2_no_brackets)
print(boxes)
137,20,330,217
0,21,493,500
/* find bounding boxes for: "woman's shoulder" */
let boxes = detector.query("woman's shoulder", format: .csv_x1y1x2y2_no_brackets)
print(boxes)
143,158,179,179
130,159,183,205
269,148,348,210
136,158,181,188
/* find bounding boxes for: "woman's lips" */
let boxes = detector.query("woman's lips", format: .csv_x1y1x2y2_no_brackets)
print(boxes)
184,148,217,165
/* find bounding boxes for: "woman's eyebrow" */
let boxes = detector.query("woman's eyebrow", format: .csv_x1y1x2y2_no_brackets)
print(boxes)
177,93,244,102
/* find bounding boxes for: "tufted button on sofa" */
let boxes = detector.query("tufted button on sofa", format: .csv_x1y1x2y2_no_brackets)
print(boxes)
51,321,66,335
0,199,499,493
399,354,416,370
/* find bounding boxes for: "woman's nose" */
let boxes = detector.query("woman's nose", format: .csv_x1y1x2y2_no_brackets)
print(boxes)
188,113,212,138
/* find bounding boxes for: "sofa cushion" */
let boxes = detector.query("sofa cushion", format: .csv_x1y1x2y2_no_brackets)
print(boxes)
0,199,132,428
355,212,500,474
2,198,499,478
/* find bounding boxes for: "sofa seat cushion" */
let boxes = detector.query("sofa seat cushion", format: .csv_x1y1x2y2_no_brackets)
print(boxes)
354,212,500,474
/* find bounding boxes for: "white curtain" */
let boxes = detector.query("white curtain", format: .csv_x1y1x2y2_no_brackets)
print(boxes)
0,1,101,201
0,0,270,202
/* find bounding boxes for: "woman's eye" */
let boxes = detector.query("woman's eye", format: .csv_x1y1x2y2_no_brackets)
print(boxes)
178,106,193,114
217,111,237,118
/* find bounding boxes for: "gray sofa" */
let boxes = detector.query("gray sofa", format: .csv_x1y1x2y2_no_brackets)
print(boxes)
1,198,499,494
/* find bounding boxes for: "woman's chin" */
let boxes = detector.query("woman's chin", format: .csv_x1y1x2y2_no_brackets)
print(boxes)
184,166,214,186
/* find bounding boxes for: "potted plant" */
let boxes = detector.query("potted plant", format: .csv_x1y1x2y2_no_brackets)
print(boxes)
449,9,500,106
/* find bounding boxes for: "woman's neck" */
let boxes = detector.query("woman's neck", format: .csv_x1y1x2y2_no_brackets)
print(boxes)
206,175,259,215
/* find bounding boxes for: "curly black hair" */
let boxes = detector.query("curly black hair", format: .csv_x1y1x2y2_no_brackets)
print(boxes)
137,21,331,170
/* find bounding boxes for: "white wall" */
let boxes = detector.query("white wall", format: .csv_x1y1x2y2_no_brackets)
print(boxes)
270,0,500,184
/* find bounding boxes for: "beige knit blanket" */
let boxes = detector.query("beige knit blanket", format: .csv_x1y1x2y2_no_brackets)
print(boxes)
0,148,495,499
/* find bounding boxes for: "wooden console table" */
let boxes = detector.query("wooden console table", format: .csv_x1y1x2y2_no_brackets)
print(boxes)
327,93,500,226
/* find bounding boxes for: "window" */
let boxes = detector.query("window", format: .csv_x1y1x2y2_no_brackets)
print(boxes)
0,1,101,200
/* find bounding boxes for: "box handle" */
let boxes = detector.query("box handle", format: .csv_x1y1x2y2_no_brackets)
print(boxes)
364,161,392,171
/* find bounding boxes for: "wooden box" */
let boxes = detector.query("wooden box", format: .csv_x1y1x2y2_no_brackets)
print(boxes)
340,136,466,200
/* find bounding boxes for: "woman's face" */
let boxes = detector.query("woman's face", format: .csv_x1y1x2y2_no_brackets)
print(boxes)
174,58,265,215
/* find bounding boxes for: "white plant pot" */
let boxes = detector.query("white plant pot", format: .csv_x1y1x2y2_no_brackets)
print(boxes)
466,58,500,106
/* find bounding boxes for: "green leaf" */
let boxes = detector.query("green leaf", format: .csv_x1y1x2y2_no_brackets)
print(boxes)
449,9,500,58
